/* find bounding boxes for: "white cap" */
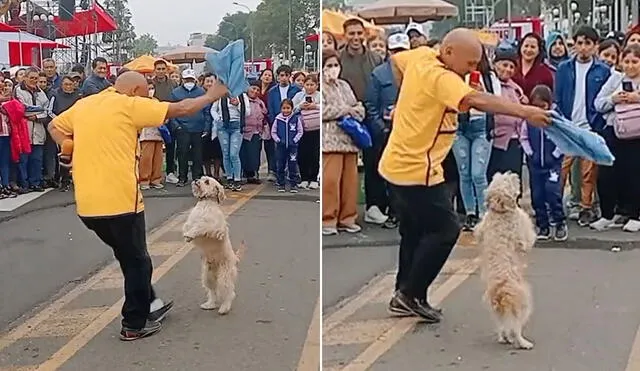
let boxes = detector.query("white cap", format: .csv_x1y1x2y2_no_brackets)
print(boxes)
405,22,426,37
387,33,410,51
181,69,197,80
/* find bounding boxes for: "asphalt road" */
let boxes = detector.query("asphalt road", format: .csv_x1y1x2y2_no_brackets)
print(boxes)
0,183,320,370
322,222,640,371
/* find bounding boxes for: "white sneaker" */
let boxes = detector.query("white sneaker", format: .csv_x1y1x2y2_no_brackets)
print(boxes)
338,224,362,233
166,173,179,184
140,184,150,190
308,181,319,190
151,183,164,189
150,298,164,312
590,217,613,231
322,227,338,235
364,206,388,225
299,181,309,189
623,219,640,232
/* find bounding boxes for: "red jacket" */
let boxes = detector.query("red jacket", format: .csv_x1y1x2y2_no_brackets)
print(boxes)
3,99,31,162
513,61,554,98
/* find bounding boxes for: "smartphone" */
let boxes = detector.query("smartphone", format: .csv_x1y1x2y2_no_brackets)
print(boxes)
623,81,634,92
469,71,481,85
305,96,313,103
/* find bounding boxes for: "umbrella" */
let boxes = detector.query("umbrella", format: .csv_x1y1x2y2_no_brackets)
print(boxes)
322,9,384,39
356,0,458,25
160,45,217,64
123,55,179,74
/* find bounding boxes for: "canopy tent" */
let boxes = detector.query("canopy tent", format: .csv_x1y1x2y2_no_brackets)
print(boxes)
305,33,319,42
160,45,217,64
322,10,384,39
50,1,117,38
356,0,458,25
0,31,69,66
123,55,179,73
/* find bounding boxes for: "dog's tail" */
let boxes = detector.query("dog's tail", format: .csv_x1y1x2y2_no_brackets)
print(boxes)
485,279,521,318
234,240,247,260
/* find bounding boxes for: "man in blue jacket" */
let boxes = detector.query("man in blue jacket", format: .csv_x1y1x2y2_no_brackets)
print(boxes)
554,25,610,227
81,57,111,97
266,64,300,181
169,69,212,187
363,33,410,229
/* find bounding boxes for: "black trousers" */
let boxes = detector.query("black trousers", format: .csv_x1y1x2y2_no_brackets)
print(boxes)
298,130,320,182
616,137,640,219
391,183,461,300
263,138,276,174
597,127,625,220
81,212,156,329
363,133,391,213
176,131,203,182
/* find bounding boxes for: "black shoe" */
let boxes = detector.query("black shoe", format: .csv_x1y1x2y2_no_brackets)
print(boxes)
59,183,71,192
29,185,45,192
277,186,286,193
577,209,596,227
119,320,162,341
382,216,399,229
232,181,243,192
289,185,299,193
148,300,174,322
247,177,262,184
224,180,233,190
176,181,187,188
537,227,551,241
554,223,568,242
388,296,415,317
462,214,478,231
392,291,441,323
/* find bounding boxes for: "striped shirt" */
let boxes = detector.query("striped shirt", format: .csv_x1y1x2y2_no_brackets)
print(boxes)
292,91,320,131
0,113,9,136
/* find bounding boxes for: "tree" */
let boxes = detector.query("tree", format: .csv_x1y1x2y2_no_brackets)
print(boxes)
323,0,348,10
102,0,136,62
133,33,158,57
205,12,251,51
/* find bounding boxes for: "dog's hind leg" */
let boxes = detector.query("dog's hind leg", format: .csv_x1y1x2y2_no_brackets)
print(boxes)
200,261,217,310
511,324,534,350
216,266,237,315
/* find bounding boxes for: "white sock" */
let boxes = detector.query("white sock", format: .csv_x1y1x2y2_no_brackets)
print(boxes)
150,298,164,312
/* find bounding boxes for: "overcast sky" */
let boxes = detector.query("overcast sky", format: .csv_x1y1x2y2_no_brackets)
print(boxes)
128,0,262,45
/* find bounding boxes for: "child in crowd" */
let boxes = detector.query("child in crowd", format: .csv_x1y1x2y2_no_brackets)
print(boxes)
271,99,303,193
138,80,165,190
520,85,568,241
292,74,320,189
242,80,268,184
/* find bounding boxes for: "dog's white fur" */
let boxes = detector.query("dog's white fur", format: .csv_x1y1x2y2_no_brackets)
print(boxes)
182,177,243,315
474,172,537,350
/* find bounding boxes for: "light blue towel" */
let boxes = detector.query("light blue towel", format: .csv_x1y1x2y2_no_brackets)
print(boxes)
545,111,615,166
206,40,249,98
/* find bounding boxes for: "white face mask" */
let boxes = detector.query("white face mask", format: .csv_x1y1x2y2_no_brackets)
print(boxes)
323,66,340,81
184,82,195,91
148,89,155,98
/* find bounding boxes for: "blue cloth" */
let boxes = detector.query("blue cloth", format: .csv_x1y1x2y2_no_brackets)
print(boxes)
158,124,172,144
338,116,372,149
554,57,611,131
267,84,301,123
364,60,399,143
207,40,249,98
545,111,615,166
169,85,211,133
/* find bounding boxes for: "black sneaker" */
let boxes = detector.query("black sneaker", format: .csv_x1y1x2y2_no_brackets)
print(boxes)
382,216,398,229
388,296,415,317
537,227,551,241
176,181,187,188
247,177,262,184
462,214,478,231
554,223,568,242
392,291,441,323
577,209,596,227
232,181,243,192
290,185,299,193
277,186,286,193
224,180,233,190
119,320,162,341
148,300,174,322
29,185,45,192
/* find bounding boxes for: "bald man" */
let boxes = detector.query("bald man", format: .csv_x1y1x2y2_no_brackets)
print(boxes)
48,71,229,341
379,28,550,322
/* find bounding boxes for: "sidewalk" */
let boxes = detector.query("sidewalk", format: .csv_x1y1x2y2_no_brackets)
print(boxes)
0,184,320,370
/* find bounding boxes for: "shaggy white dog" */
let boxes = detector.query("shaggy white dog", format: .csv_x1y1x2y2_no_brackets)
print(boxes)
474,172,536,349
183,177,244,315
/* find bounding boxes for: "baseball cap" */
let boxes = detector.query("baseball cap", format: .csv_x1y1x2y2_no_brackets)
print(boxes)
405,22,426,37
181,69,197,80
387,33,410,51
67,72,82,79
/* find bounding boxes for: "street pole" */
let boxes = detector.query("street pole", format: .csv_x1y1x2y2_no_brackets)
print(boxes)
288,0,292,63
507,0,512,40
232,2,254,61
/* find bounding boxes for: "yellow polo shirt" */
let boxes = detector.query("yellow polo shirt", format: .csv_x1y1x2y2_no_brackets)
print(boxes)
52,88,170,218
378,48,475,187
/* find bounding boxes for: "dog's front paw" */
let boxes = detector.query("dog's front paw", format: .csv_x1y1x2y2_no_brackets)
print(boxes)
497,332,511,344
200,300,217,310
213,229,226,240
514,337,534,350
217,303,232,315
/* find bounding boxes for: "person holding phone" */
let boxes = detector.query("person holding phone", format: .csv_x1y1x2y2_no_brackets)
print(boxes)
292,74,320,189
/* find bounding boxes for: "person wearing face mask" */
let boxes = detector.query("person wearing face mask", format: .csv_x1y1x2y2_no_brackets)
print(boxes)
46,75,81,192
138,81,166,190
169,69,211,187
322,49,366,236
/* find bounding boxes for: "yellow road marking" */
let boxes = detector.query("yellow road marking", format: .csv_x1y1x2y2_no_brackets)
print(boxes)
296,298,321,371
341,258,480,371
24,307,108,338
324,319,397,346
0,209,186,352
625,323,640,371
0,367,37,371
148,241,183,256
33,185,263,371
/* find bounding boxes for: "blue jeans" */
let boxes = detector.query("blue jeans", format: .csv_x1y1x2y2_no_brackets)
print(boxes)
529,162,565,228
20,144,44,188
217,122,243,181
452,116,491,216
0,136,10,186
276,144,299,187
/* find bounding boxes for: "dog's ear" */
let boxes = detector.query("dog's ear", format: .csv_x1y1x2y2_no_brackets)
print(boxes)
215,182,226,204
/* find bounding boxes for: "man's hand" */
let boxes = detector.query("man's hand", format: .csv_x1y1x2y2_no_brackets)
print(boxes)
519,94,529,104
522,106,551,127
470,82,484,92
206,81,228,102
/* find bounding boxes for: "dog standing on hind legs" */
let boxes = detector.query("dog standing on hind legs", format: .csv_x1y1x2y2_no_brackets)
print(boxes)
474,172,537,349
183,176,245,315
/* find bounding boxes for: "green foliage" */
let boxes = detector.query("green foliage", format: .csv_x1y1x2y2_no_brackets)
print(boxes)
322,0,348,10
133,33,158,57
102,0,136,61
